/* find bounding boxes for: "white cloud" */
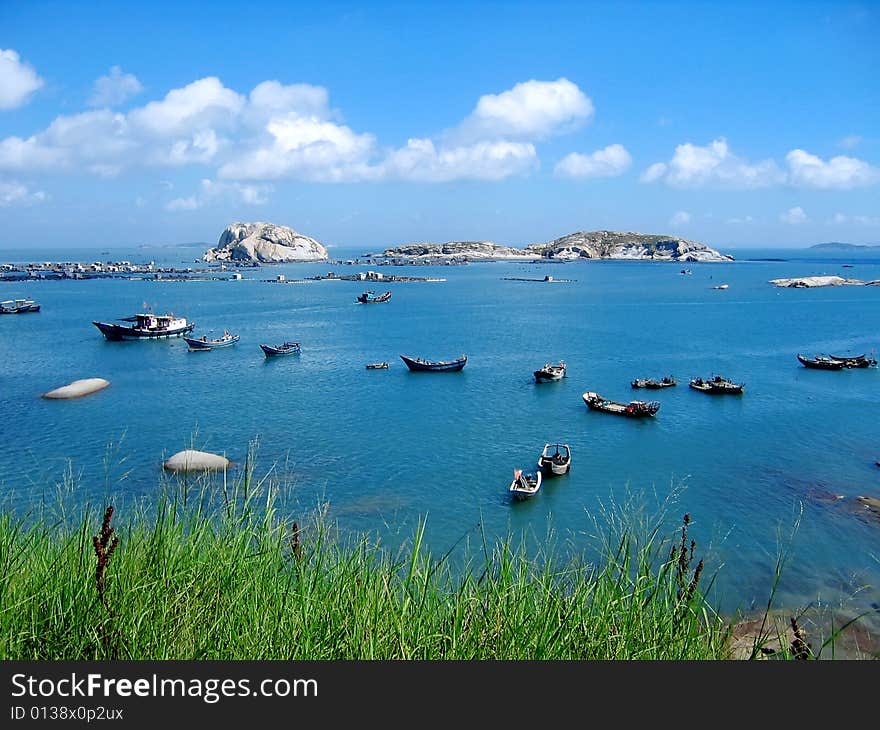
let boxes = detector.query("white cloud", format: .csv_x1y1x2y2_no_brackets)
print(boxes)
554,144,631,178
165,196,199,211
378,138,537,182
0,49,44,110
642,138,783,188
165,178,273,211
669,210,691,226
129,77,244,137
785,149,880,189
780,206,808,224
828,212,880,226
456,78,593,142
0,179,46,207
837,135,862,149
89,66,143,107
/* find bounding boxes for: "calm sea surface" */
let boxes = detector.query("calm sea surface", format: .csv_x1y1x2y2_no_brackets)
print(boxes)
2,245,879,625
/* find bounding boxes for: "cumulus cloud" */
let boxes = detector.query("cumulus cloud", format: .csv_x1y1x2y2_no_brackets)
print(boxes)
165,178,273,211
785,149,880,189
0,49,44,110
641,138,783,188
455,78,593,142
0,179,47,207
377,138,537,182
553,144,631,178
780,206,808,224
89,66,143,107
669,210,691,226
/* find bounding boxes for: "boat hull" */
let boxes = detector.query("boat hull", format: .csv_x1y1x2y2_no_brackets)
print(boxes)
93,321,195,340
261,343,301,357
582,392,660,417
400,354,467,372
184,335,239,350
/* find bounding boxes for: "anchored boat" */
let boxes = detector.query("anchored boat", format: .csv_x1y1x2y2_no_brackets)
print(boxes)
631,376,676,389
261,342,301,357
537,443,572,476
400,354,467,372
797,354,845,370
365,362,390,369
356,290,392,303
0,298,40,314
93,312,194,340
509,468,542,500
828,353,877,368
534,361,566,382
582,391,660,417
184,331,240,351
689,376,744,394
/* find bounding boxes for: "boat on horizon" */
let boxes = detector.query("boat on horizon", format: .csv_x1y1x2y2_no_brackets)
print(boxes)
93,312,194,340
689,376,744,394
261,342,301,357
631,376,676,389
356,290,392,303
400,354,467,372
534,361,566,382
0,298,40,314
537,443,572,476
582,391,660,417
184,331,240,351
509,468,542,500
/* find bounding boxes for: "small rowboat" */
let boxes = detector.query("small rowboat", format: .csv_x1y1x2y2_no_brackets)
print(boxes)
366,362,389,369
631,376,676,389
184,332,240,350
261,342,301,357
509,468,542,500
400,354,467,372
537,443,571,476
689,376,744,394
582,391,660,417
534,361,566,382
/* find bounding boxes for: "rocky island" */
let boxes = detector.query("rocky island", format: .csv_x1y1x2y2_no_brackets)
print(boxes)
769,275,880,288
376,230,732,262
204,222,328,263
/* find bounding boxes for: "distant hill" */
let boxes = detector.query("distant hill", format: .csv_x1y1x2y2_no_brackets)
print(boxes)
810,242,880,250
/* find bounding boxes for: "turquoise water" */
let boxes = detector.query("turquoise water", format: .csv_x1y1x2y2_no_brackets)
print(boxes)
2,246,879,624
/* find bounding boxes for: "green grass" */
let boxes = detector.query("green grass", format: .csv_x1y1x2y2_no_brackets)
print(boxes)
0,456,806,660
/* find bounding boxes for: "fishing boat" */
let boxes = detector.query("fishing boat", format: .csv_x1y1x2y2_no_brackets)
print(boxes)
260,342,301,357
828,353,877,368
184,331,240,351
93,312,194,340
509,468,542,500
582,391,660,417
365,362,389,369
356,290,392,303
534,361,566,382
537,443,572,476
712,283,729,290
400,354,467,372
631,376,677,389
0,298,40,314
689,376,745,394
797,354,845,370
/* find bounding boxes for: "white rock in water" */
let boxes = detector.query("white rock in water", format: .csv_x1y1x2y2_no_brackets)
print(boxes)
42,378,111,399
163,449,230,473
769,275,869,288
204,221,328,263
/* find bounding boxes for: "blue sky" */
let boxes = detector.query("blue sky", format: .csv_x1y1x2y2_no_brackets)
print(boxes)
0,0,878,250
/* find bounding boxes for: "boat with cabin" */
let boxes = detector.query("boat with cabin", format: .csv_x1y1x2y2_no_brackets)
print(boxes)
509,468,542,500
537,443,572,476
829,353,877,368
356,290,392,303
689,375,745,394
400,354,467,372
582,391,660,417
93,312,194,340
631,376,676,389
261,342,301,357
534,361,566,382
797,354,845,370
184,331,240,351
0,298,40,314
365,362,390,369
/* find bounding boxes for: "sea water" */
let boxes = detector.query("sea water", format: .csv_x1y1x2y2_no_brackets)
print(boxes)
1,245,879,627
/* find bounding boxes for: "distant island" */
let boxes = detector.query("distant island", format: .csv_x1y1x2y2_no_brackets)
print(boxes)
809,242,880,250
204,222,329,263
376,230,733,262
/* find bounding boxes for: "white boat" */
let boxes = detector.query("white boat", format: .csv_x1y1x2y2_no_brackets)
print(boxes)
509,468,542,500
712,283,729,290
534,360,566,382
93,312,194,340
537,443,572,476
0,298,40,314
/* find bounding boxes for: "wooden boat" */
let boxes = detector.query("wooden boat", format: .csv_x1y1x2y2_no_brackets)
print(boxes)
365,362,389,369
582,391,660,417
797,354,845,370
534,361,566,382
260,342,301,357
689,376,744,394
184,331,240,350
509,468,542,500
93,312,193,340
356,290,392,303
631,376,676,389
0,298,40,314
828,353,877,368
400,354,467,372
537,443,571,476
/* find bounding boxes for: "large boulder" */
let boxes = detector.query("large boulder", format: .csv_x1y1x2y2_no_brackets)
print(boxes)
163,449,230,473
204,222,328,263
42,378,110,399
